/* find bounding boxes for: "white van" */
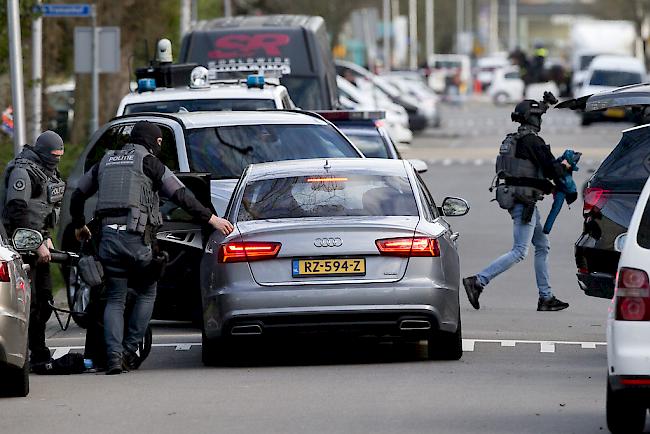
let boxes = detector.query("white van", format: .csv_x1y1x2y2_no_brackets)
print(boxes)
576,55,646,125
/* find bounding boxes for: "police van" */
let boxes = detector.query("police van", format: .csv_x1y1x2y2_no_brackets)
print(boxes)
179,15,338,110
116,67,295,116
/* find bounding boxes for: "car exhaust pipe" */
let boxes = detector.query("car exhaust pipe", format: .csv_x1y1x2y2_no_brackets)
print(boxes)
399,320,431,331
230,324,263,336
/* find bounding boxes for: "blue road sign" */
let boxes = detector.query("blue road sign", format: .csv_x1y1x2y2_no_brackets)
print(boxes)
39,4,92,17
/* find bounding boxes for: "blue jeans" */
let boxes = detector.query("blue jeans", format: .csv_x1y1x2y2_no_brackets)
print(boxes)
476,203,553,299
98,227,156,356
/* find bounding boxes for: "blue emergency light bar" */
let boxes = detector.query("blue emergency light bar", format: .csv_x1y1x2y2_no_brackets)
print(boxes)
246,75,265,89
137,78,157,93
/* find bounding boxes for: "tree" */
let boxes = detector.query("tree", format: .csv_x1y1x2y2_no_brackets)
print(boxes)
69,0,181,145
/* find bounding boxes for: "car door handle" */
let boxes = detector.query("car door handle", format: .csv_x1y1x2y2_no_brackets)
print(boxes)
164,233,185,241
450,232,460,242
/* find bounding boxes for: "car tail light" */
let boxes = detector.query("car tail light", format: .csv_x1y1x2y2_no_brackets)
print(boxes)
218,242,281,263
376,237,440,257
615,267,650,321
583,187,610,215
0,262,9,282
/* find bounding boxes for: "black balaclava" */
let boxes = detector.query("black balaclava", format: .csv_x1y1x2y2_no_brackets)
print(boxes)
33,130,64,171
131,121,162,156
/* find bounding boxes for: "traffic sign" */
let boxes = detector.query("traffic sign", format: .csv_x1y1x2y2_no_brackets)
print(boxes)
39,4,92,18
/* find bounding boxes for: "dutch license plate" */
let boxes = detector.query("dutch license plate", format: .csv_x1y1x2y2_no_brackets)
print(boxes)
292,258,366,277
605,108,626,119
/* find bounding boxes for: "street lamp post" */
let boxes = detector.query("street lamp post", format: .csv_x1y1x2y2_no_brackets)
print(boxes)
409,0,417,70
32,1,43,144
426,0,434,62
7,0,26,155
383,0,391,71
456,0,464,54
509,0,518,51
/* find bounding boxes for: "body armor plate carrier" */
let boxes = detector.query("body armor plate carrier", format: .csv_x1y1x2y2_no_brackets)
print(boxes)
2,157,65,231
95,144,162,234
494,128,546,209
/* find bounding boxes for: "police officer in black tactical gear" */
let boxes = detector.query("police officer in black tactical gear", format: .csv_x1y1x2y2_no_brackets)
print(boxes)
70,121,233,375
463,92,572,312
2,131,66,366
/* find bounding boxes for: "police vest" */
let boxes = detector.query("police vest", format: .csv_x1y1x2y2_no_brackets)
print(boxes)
495,129,546,201
95,144,162,234
2,157,65,232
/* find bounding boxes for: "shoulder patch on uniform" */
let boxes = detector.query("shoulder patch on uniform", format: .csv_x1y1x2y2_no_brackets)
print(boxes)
13,178,26,191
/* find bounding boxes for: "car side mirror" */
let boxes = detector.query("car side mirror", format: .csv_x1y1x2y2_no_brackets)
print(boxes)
408,159,428,173
614,233,628,253
12,228,44,252
440,197,470,217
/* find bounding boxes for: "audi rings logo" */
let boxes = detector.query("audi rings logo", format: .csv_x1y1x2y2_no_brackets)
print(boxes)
314,237,342,247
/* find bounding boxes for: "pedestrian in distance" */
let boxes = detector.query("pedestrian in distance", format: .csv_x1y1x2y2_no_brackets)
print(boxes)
463,92,571,312
2,131,66,368
70,121,233,374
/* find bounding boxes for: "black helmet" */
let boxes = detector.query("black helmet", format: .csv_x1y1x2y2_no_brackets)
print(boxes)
511,91,557,131
511,100,544,130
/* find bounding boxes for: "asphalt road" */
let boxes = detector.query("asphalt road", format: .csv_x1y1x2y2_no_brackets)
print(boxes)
1,101,635,434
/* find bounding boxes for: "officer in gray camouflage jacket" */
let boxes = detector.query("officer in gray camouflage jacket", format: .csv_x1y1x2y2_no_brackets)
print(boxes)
2,131,66,367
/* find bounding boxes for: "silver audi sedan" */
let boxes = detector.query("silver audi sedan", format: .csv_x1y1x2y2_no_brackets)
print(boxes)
200,158,469,365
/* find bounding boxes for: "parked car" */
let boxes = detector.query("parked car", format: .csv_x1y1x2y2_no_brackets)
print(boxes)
489,66,561,105
475,55,510,90
381,73,441,128
0,228,42,397
558,83,650,299
335,60,428,132
58,111,364,323
200,158,469,365
574,55,646,125
317,110,426,172
179,15,338,110
336,75,413,144
606,176,650,433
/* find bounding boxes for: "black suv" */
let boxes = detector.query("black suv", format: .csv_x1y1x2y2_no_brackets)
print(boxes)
561,84,650,298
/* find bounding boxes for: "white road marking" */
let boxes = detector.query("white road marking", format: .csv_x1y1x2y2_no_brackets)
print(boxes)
462,340,475,352
540,342,556,353
47,339,607,355
460,339,606,353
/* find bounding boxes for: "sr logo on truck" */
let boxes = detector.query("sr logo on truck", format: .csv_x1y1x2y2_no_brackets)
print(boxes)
209,33,291,59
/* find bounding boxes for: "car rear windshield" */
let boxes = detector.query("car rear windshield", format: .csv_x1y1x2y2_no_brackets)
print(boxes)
638,199,650,249
237,174,418,221
589,70,642,87
340,130,389,158
186,124,359,179
124,98,276,114
593,126,650,191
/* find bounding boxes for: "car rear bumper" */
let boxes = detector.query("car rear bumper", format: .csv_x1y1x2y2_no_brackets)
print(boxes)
0,311,28,368
609,375,650,396
203,282,459,339
608,321,650,382
576,271,615,298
